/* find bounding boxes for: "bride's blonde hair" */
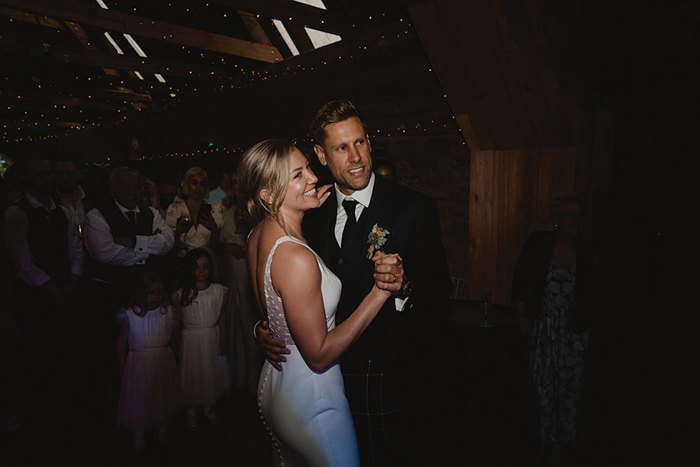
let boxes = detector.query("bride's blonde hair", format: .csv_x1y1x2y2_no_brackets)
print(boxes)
237,139,294,228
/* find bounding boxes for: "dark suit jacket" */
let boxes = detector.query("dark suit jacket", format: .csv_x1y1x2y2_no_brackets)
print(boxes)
302,175,452,376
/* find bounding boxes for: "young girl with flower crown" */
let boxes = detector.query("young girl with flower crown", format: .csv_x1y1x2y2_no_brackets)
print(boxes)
174,248,231,431
116,270,181,452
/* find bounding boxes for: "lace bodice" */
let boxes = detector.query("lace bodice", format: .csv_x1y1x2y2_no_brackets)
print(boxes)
263,236,342,345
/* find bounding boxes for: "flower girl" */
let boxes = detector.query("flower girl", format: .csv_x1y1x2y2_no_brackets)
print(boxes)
116,270,181,451
174,248,231,430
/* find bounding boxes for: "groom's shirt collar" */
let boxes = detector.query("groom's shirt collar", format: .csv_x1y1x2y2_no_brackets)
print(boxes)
334,171,375,210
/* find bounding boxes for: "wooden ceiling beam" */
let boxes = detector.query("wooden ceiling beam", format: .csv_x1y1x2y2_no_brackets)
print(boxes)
63,20,120,77
0,5,64,29
0,35,231,80
237,10,273,45
214,0,352,36
0,0,284,62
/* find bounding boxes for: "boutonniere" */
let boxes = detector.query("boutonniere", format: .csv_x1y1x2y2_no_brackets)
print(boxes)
366,223,390,259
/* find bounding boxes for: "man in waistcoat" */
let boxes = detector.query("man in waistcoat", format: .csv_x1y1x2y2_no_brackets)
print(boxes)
2,151,84,435
83,165,174,433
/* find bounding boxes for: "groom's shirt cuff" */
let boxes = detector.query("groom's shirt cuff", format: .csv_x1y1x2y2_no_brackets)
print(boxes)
395,297,409,312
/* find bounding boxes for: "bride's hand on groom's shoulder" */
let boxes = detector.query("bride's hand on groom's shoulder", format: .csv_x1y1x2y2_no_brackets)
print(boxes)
316,184,333,206
372,252,404,295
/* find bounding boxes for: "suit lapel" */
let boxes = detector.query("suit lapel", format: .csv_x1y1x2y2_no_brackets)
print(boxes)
355,177,401,290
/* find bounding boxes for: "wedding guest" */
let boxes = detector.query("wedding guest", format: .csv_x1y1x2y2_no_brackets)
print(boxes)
2,151,83,434
117,270,180,451
219,179,261,395
258,99,452,466
157,169,182,218
242,139,403,466
205,165,230,204
83,166,174,431
53,155,88,239
173,248,231,431
511,193,597,467
165,167,224,260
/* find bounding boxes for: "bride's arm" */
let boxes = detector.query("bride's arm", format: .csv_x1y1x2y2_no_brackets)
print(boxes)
273,242,390,372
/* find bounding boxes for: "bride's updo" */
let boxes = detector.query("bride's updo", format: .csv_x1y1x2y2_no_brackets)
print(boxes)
238,139,295,226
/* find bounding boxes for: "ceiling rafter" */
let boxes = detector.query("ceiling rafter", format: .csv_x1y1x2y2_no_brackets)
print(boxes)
0,5,64,29
0,35,232,80
0,0,284,62
63,20,120,77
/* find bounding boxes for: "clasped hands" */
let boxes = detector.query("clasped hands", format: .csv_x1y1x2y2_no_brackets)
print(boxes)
258,251,405,370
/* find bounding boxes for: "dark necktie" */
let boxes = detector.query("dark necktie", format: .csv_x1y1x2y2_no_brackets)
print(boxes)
341,199,358,249
126,211,137,227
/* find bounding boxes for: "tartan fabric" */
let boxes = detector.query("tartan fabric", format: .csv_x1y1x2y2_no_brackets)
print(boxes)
343,361,414,467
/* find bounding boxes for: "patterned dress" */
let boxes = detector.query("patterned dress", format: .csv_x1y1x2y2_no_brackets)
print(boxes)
530,261,589,446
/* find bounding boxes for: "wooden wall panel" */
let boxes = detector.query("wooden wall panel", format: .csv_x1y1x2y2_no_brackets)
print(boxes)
466,148,575,304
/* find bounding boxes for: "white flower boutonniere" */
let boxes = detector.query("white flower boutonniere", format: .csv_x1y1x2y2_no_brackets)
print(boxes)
366,223,390,259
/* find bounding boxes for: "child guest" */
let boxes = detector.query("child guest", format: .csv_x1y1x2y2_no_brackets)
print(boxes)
116,270,181,451
174,248,231,430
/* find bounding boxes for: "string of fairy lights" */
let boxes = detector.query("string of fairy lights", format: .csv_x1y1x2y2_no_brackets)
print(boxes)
2,5,465,155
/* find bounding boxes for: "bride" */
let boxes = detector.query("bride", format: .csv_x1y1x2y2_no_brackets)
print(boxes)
240,139,400,466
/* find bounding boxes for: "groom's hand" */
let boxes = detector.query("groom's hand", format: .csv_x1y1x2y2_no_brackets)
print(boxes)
257,320,290,371
372,252,404,295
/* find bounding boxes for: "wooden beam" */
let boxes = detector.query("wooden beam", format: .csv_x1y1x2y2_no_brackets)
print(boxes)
0,5,64,28
237,10,273,45
214,0,352,36
0,35,231,79
0,0,284,62
286,24,315,53
63,20,120,77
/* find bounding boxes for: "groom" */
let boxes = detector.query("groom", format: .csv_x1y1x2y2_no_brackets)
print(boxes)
259,99,452,465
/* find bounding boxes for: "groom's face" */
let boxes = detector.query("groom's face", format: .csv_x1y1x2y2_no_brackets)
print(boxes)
313,116,372,196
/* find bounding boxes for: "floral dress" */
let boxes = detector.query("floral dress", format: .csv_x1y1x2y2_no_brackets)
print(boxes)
530,261,589,446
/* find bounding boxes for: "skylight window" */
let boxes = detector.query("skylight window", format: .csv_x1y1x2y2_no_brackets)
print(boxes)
272,19,300,56
104,32,124,55
293,0,327,10
95,1,166,83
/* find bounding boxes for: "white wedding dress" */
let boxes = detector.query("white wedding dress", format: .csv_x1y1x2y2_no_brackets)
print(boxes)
258,236,359,467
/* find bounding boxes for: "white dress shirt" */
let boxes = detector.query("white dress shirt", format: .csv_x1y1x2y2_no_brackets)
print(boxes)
334,172,376,247
3,192,83,287
84,201,174,267
331,172,406,311
55,185,86,232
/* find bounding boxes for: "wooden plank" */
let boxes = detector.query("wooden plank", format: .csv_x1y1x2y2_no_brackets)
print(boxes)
0,0,284,62
467,148,576,305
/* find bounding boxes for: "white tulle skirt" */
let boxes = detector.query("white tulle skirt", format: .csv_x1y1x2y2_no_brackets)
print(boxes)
117,346,181,428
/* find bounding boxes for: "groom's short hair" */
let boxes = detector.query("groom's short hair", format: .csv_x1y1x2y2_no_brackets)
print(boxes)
310,99,367,146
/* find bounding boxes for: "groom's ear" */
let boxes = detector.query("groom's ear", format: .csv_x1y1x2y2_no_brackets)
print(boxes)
313,144,327,166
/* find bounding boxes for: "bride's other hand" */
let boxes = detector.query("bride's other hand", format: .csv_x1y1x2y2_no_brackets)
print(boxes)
372,252,404,294
316,184,333,206
257,320,290,371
